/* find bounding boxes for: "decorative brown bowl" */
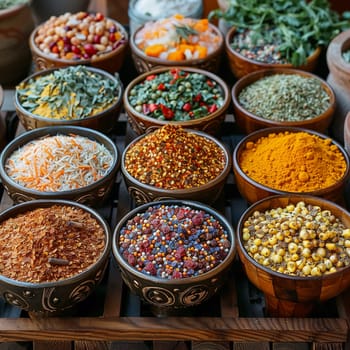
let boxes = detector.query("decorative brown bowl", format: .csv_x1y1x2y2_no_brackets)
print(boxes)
121,127,232,206
232,68,336,134
0,126,120,206
112,199,236,316
123,66,231,136
0,199,111,314
14,66,123,134
236,194,350,317
29,14,128,74
232,127,350,205
130,20,224,74
225,26,321,79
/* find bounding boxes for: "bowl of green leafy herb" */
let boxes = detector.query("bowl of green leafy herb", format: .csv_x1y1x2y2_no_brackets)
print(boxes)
209,0,350,79
14,65,123,134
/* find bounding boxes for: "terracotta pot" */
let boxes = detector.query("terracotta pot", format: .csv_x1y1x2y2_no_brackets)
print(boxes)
0,1,35,86
327,29,350,144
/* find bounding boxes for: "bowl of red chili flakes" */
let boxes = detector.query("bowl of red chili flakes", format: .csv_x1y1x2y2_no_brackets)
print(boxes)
123,66,231,136
0,199,111,314
121,124,231,206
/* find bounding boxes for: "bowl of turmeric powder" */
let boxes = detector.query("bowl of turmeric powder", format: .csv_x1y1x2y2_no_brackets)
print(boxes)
233,127,350,205
0,125,120,206
14,65,123,134
130,14,224,74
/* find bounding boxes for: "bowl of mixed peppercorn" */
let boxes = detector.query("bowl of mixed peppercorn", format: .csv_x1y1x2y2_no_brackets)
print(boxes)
123,66,230,136
0,199,111,314
14,65,123,133
112,199,235,316
29,11,128,73
121,124,231,206
231,68,336,134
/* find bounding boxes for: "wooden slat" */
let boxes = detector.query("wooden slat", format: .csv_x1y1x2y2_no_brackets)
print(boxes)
75,340,111,350
33,340,72,350
233,343,269,350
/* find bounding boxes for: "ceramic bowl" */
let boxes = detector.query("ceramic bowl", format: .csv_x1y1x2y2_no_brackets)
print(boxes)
29,13,128,74
236,194,350,317
112,199,236,316
225,26,321,79
0,126,120,206
232,68,336,134
14,66,123,133
121,127,231,206
130,19,224,74
232,127,350,205
124,66,231,136
0,199,111,314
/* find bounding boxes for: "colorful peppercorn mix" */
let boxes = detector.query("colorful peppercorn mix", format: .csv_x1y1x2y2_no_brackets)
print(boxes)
124,125,226,190
118,203,231,279
128,68,225,121
242,201,350,276
34,12,127,60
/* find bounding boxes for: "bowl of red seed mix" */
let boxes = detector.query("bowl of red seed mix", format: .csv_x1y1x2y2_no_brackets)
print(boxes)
236,194,350,317
112,199,235,316
123,66,230,136
14,65,123,133
29,11,128,73
0,126,120,206
129,14,224,74
121,124,231,206
0,199,111,314
231,68,336,134
232,127,350,205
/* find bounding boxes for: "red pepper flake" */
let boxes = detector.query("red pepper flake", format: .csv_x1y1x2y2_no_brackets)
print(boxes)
160,104,175,120
157,83,166,91
146,74,157,80
182,102,192,112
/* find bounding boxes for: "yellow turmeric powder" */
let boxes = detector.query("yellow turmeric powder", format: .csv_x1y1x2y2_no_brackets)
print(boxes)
239,131,347,192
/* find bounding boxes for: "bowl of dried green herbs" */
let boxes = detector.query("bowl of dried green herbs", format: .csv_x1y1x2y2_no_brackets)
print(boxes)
14,65,123,134
232,68,336,134
209,0,350,78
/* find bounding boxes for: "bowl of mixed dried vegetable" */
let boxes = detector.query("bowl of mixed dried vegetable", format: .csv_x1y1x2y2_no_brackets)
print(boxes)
0,126,120,206
14,65,123,134
232,127,350,206
232,68,336,134
124,66,230,136
29,11,128,74
130,14,224,74
236,194,350,317
0,199,111,314
121,124,231,206
112,199,235,316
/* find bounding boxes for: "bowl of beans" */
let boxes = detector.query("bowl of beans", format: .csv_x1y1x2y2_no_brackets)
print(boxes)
130,14,224,74
121,124,231,206
232,127,350,205
123,66,230,136
236,194,350,317
0,126,120,206
225,26,321,79
29,11,128,73
112,199,235,316
0,199,111,314
232,68,336,134
14,65,123,133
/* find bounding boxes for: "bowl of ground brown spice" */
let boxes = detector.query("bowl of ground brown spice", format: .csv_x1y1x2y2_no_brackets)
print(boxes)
233,127,350,205
121,124,231,205
0,199,111,314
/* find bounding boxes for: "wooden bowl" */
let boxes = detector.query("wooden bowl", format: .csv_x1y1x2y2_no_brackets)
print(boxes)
225,26,321,79
14,66,123,134
29,14,128,74
0,126,120,206
123,66,231,136
121,128,231,206
232,68,336,134
236,194,350,317
0,199,111,314
130,20,224,74
233,127,350,205
112,199,235,316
